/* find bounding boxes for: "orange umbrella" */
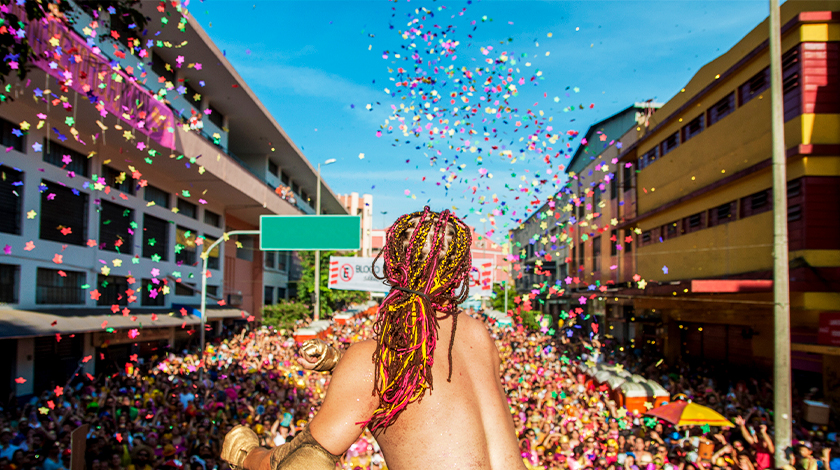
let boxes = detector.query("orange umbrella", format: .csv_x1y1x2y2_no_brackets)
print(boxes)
645,401,734,428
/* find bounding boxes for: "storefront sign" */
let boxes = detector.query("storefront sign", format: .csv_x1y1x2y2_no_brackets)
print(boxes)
329,256,495,296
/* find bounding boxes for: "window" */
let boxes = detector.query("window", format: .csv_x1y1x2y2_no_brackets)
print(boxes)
40,180,88,246
237,235,254,262
183,80,201,108
175,226,197,266
281,172,290,185
204,235,220,270
141,278,166,306
142,214,169,261
593,187,601,212
151,51,174,82
291,181,300,195
277,287,287,301
206,285,219,297
641,231,652,246
265,252,275,269
144,184,170,208
268,160,279,176
751,191,768,211
639,147,658,170
207,103,224,128
264,286,274,305
624,230,633,253
0,264,19,303
623,164,633,192
96,275,129,307
684,212,705,234
708,92,735,126
177,198,197,219
43,140,89,177
36,268,84,304
782,47,800,95
659,132,679,157
0,116,25,152
101,165,135,195
610,229,617,256
788,204,802,222
665,221,680,240
739,68,770,105
98,201,133,254
175,282,196,296
787,179,802,198
592,236,601,272
681,115,704,143
709,201,736,227
278,251,288,272
0,165,23,235
609,175,618,200
204,209,221,228
578,242,584,268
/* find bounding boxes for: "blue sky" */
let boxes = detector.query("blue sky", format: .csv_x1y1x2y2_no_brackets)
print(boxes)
192,0,772,240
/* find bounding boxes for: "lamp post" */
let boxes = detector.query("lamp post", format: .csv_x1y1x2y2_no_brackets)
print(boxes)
200,229,259,381
314,158,336,321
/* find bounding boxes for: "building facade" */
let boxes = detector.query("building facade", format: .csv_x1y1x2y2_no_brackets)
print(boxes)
509,103,660,329
0,2,345,398
339,193,374,257
613,2,840,381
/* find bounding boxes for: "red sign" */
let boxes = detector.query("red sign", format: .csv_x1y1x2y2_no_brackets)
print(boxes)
818,312,840,346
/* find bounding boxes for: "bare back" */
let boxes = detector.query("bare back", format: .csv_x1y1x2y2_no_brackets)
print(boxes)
309,313,526,470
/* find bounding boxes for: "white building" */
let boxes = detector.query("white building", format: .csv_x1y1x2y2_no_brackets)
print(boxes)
0,2,345,397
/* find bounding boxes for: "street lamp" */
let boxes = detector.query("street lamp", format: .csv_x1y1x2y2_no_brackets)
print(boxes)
314,158,336,321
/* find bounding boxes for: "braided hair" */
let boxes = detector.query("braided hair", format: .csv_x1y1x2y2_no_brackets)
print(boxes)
362,206,472,432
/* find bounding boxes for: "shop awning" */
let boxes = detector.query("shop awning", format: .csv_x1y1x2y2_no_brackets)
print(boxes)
0,305,246,340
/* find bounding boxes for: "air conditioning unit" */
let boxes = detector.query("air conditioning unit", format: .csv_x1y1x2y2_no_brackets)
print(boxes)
227,293,243,306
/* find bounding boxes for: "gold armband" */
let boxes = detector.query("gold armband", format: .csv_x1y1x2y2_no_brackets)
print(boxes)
300,339,342,373
220,425,259,470
268,425,341,470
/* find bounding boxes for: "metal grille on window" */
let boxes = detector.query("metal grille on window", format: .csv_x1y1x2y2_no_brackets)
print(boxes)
0,165,23,235
43,140,89,177
99,201,133,254
142,214,169,261
40,180,88,246
36,268,85,304
175,226,197,266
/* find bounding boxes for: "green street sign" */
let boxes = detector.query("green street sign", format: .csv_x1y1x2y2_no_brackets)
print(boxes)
259,215,361,251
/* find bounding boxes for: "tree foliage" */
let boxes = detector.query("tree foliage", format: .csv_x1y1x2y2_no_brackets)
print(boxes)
296,251,369,318
0,0,146,100
262,301,311,329
490,281,517,313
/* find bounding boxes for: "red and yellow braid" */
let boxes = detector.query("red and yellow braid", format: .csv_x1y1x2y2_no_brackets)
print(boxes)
362,206,472,432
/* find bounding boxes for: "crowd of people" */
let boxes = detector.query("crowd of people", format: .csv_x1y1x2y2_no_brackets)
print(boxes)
0,307,837,470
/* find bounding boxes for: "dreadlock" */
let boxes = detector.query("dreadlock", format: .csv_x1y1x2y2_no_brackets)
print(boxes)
361,206,472,433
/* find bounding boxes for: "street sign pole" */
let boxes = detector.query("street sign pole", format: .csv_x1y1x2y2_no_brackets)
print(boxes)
199,229,259,381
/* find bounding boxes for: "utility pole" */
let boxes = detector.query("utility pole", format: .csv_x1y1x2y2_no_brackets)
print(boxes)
768,0,792,466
